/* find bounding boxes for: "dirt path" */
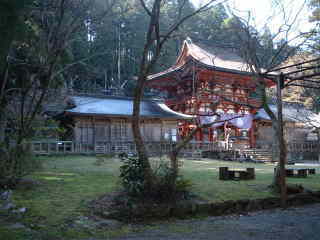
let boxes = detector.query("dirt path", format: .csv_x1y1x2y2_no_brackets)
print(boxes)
113,203,320,240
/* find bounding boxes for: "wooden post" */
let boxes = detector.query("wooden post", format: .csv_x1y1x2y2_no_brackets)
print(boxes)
249,121,256,148
92,117,96,153
219,167,229,180
246,168,255,180
277,73,287,208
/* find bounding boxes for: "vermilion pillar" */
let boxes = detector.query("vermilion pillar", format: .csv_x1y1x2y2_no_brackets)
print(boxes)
249,121,256,148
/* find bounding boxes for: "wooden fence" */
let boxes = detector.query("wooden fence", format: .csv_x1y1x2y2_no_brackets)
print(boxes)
30,140,320,158
256,140,320,153
30,140,226,156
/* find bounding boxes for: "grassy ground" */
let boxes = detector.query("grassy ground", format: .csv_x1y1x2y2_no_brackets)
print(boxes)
2,155,320,239
14,155,122,224
182,159,320,201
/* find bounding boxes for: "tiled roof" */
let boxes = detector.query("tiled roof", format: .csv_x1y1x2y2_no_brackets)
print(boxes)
255,103,319,125
185,41,251,72
65,96,194,120
148,38,256,80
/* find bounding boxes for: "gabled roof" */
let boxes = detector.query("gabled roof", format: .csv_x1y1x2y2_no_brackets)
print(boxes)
65,96,194,120
177,39,250,72
148,38,254,80
255,103,319,125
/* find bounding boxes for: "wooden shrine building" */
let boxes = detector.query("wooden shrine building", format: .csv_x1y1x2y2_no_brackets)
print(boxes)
60,95,193,153
147,38,272,149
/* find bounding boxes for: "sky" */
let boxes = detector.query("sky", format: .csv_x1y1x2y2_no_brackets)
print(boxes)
191,0,314,40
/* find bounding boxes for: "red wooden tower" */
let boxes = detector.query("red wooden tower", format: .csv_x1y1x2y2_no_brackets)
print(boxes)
147,39,271,148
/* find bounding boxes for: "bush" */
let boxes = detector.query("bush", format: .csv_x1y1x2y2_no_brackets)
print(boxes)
0,143,42,189
152,161,193,202
119,156,192,203
119,155,145,198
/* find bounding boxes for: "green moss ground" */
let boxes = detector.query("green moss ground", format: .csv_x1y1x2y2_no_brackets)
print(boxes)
2,155,320,239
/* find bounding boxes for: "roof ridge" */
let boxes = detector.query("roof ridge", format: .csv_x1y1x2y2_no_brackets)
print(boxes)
71,94,164,102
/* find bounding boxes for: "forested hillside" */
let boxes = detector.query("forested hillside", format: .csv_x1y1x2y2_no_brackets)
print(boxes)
0,0,318,144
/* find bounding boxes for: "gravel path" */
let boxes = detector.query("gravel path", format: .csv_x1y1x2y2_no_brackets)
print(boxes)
114,203,320,240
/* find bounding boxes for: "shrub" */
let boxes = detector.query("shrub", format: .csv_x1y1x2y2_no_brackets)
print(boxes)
119,155,145,198
0,143,41,189
119,156,192,203
152,161,193,202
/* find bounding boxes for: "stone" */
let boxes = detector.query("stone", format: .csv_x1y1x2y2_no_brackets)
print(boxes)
8,223,28,230
18,207,27,213
15,178,40,190
288,192,320,206
197,203,211,215
149,205,172,218
287,184,304,195
235,199,250,212
95,219,122,229
100,210,119,219
1,202,15,210
171,201,193,218
261,197,280,209
209,203,222,216
0,190,12,201
246,200,260,211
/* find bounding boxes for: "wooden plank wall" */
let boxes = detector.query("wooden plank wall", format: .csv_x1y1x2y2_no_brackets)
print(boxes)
73,116,179,143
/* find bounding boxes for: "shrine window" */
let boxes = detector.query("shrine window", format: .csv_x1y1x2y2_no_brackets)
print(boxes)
240,129,249,137
177,86,184,94
111,120,127,140
189,107,195,114
216,109,224,114
164,128,177,142
199,105,205,113
249,90,259,99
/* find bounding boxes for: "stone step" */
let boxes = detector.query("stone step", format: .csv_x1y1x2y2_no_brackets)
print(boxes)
241,149,273,162
245,152,273,155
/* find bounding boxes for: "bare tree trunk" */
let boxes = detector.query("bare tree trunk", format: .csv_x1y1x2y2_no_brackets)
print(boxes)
131,0,220,192
132,74,153,188
0,66,9,144
276,73,287,207
272,120,280,187
0,112,6,143
317,130,320,162
169,127,199,181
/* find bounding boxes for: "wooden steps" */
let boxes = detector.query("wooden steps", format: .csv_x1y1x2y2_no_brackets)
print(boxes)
242,149,274,162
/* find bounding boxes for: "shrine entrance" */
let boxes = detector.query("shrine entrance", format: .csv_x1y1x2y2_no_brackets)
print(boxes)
147,38,273,149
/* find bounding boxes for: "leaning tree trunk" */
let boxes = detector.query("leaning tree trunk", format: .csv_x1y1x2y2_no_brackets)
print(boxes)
169,125,207,184
272,120,287,193
317,130,320,162
132,73,153,189
0,111,6,143
272,120,281,189
271,73,287,208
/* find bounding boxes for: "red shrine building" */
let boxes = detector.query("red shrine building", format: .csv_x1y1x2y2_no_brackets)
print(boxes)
147,38,270,149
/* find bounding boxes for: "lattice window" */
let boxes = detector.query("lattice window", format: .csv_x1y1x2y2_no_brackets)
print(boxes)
77,122,94,143
111,120,127,140
95,123,110,141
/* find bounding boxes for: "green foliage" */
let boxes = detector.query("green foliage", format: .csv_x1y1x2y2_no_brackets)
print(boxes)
152,161,193,202
0,144,41,189
119,156,192,202
0,0,32,72
119,155,145,197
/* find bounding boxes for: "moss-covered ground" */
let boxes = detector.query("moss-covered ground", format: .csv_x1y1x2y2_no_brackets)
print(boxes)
1,155,320,239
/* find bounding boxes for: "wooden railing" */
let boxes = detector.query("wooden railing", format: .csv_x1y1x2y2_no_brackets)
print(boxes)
30,140,229,155
256,140,320,153
287,141,319,153
30,140,320,156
